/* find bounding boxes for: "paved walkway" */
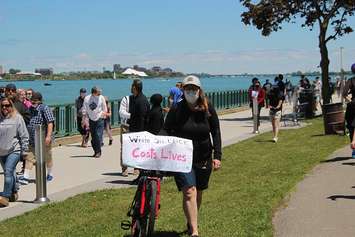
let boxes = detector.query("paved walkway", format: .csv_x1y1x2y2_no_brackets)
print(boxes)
273,146,354,237
0,103,300,221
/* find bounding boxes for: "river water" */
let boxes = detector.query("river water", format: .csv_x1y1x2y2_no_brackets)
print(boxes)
0,75,339,105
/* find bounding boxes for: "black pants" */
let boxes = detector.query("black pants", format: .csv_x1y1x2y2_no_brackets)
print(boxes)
252,104,262,127
345,102,355,142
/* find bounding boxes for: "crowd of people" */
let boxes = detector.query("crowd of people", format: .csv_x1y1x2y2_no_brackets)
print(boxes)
247,72,348,143
3,66,355,237
0,84,55,207
0,76,222,237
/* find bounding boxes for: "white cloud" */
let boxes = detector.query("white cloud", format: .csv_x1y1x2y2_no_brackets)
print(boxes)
74,53,91,60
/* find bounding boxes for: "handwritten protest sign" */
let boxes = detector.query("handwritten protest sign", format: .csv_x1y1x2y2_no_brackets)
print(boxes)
122,132,193,173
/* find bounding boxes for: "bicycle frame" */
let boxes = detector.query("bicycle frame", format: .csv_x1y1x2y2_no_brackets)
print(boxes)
121,171,162,237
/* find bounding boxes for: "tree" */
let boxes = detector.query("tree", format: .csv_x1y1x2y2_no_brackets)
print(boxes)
240,0,354,104
9,68,21,74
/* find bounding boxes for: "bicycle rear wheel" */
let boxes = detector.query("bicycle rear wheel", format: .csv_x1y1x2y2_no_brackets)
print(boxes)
147,180,157,237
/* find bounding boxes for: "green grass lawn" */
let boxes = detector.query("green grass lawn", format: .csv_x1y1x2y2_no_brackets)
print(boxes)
0,118,349,237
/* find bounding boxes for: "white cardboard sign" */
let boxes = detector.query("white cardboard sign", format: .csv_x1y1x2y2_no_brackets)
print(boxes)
122,131,193,173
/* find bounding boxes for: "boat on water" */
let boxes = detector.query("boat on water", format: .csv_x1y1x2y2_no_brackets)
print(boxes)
44,83,52,86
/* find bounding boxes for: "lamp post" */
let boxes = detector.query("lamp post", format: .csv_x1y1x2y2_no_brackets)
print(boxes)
340,47,344,103
340,47,344,74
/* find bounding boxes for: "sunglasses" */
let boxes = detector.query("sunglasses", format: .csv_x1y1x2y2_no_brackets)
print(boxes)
1,104,12,108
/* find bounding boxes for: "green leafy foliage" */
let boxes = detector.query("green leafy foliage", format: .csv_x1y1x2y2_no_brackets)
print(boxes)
240,0,354,104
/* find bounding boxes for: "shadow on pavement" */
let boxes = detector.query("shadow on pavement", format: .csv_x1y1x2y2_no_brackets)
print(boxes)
342,162,355,166
220,116,269,122
321,157,351,163
70,155,93,158
65,144,84,148
327,195,355,201
16,200,36,204
102,172,122,176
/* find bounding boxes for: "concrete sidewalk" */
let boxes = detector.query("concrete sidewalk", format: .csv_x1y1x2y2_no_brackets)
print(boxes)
0,103,298,221
273,145,355,237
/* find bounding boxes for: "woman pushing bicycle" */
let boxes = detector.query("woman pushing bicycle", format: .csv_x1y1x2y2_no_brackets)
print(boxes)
163,75,222,237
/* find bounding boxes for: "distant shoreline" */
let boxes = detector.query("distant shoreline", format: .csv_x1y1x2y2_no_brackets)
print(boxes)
0,71,352,83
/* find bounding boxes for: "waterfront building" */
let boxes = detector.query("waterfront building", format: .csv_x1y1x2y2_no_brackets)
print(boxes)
113,64,121,72
162,68,173,73
0,65,4,75
151,66,162,72
133,65,147,72
35,68,53,76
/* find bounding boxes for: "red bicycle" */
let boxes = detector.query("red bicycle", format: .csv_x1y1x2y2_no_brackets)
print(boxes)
121,170,162,237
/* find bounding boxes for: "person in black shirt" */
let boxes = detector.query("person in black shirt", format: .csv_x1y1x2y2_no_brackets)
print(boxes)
128,79,150,178
343,63,355,158
263,79,272,107
128,79,150,132
75,88,89,147
164,75,222,237
277,74,286,98
268,85,284,143
146,94,164,135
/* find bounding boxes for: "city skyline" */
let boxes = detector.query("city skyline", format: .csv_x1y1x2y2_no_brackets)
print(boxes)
0,0,354,74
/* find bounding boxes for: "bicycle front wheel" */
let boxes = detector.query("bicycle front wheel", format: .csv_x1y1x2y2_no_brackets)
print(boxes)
132,218,147,237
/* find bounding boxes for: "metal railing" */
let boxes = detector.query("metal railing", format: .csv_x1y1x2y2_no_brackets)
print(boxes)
50,89,249,138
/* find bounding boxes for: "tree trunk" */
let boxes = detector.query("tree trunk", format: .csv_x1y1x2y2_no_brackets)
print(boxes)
319,22,332,135
319,27,330,105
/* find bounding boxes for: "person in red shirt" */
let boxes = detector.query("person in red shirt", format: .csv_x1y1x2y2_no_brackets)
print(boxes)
248,79,265,128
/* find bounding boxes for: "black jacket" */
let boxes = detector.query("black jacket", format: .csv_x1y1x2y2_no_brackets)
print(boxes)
128,93,150,132
146,106,164,135
163,99,222,163
14,100,31,125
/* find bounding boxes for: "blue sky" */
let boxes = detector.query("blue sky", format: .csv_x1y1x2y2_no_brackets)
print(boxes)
0,0,354,74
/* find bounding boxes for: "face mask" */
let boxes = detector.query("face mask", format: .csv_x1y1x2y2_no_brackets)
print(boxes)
184,90,199,104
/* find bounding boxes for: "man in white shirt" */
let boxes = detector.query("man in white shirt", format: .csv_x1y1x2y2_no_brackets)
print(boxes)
119,95,130,176
82,86,107,158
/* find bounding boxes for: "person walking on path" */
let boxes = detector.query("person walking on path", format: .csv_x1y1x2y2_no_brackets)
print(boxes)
19,92,55,185
0,97,29,207
163,75,222,237
248,79,265,128
128,79,150,133
119,94,131,177
263,79,272,107
82,86,107,158
343,63,355,158
103,96,113,146
164,86,183,113
285,79,293,105
17,89,32,109
75,88,90,147
5,84,31,125
128,79,150,181
268,84,284,143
